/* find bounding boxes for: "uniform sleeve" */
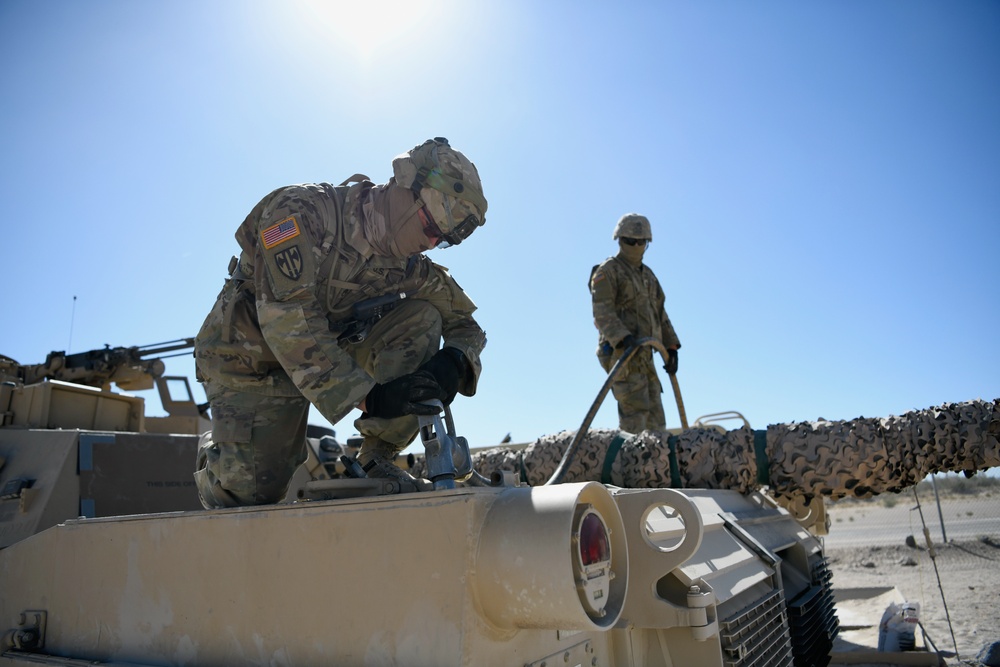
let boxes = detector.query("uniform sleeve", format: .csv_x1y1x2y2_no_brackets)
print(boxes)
590,263,632,347
652,275,681,349
252,191,375,425
416,262,487,396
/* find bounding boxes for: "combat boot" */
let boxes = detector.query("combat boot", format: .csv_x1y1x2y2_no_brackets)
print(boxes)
356,437,432,493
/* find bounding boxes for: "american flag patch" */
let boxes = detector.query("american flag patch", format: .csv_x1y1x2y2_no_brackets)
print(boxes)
261,217,301,249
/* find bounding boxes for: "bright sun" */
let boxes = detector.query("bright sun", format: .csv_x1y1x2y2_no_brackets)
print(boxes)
291,0,442,64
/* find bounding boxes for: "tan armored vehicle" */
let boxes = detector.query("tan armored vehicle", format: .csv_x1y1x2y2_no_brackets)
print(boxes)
1,339,997,666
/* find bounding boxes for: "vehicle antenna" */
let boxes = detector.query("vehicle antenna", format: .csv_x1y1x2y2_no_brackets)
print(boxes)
68,295,77,353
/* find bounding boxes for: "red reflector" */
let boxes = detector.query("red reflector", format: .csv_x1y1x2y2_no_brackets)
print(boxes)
579,512,610,566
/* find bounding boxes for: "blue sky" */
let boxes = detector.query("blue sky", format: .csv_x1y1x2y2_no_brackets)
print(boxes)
2,1,998,462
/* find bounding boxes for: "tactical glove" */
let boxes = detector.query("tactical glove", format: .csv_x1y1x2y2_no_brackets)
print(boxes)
418,347,466,405
365,370,443,419
663,349,679,374
617,334,638,350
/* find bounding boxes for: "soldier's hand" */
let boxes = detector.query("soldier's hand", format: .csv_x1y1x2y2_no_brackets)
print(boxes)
663,348,679,374
365,371,443,419
419,347,465,405
617,334,638,350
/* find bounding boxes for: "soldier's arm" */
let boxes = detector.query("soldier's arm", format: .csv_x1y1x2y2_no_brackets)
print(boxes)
590,264,632,346
252,193,374,424
415,262,486,396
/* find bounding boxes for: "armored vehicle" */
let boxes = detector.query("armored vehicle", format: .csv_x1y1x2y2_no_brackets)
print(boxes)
1,339,996,666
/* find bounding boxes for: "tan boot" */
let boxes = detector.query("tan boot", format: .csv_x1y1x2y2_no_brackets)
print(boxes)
356,438,432,493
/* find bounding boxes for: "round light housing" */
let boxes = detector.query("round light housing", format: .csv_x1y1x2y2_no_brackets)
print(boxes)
573,506,613,618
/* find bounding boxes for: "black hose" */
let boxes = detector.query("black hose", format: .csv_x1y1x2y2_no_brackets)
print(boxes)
544,337,668,485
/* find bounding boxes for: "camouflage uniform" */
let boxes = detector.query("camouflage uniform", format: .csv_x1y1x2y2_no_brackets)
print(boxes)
195,180,486,508
590,216,680,433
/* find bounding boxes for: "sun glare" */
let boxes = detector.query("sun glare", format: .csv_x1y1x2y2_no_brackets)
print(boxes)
292,0,440,64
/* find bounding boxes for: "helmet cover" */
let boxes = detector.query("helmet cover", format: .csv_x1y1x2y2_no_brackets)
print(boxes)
612,213,652,241
392,138,487,244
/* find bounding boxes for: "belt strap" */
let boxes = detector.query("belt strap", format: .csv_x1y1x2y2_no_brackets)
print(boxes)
600,434,627,484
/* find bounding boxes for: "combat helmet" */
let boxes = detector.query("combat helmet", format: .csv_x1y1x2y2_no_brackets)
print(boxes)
392,138,488,246
612,213,652,241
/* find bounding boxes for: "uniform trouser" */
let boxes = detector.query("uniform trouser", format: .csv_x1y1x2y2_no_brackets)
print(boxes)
194,388,309,508
598,347,666,434
195,299,443,508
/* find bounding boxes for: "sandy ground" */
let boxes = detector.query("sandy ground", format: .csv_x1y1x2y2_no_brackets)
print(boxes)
825,497,1000,666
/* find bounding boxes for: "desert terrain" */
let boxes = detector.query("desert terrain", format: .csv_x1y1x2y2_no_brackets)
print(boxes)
824,489,1000,666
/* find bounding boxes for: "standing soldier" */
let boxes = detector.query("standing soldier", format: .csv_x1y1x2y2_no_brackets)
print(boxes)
194,138,488,508
590,213,681,433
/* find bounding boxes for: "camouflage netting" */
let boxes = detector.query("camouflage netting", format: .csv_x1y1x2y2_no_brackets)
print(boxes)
444,399,999,501
767,398,1000,502
474,426,760,493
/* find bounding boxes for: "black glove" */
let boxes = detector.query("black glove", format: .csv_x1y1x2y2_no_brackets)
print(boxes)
617,334,638,350
418,347,466,405
663,348,679,374
365,370,442,419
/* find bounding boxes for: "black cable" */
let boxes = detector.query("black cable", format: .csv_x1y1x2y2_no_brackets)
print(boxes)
544,337,668,486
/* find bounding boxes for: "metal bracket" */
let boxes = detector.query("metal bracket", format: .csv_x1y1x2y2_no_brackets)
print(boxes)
299,478,400,500
525,639,594,667
3,610,46,652
0,478,31,500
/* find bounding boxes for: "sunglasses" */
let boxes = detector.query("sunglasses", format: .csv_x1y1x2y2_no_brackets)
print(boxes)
621,238,648,246
420,207,481,248
419,207,445,247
